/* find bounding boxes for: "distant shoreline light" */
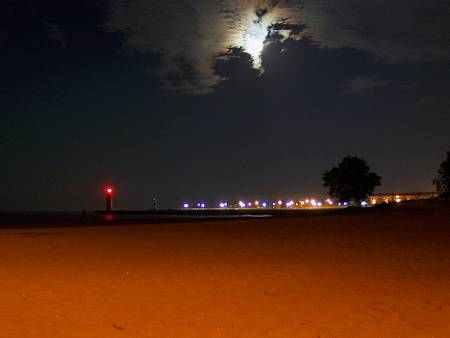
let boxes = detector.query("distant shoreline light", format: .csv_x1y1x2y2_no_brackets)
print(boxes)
181,198,350,209
178,192,439,210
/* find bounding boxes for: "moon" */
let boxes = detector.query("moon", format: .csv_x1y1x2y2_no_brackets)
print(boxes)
242,22,267,66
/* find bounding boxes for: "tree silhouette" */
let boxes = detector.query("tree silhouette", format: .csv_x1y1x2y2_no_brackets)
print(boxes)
433,151,450,198
323,156,382,204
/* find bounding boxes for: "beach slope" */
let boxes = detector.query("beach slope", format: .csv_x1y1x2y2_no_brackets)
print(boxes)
1,207,449,337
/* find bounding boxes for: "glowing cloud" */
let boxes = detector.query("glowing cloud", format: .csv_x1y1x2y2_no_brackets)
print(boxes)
105,0,450,93
105,0,303,93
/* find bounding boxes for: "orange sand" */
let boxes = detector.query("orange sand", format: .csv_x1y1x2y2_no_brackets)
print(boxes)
1,208,449,337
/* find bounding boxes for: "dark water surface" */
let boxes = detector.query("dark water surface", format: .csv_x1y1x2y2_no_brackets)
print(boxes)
0,211,274,229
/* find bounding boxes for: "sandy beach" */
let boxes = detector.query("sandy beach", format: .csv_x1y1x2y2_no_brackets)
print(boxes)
1,206,449,337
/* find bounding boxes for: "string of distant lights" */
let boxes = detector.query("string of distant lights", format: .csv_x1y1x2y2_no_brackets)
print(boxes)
180,197,384,209
102,186,406,211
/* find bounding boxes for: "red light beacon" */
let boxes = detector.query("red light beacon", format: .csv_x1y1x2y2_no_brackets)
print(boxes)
105,186,114,214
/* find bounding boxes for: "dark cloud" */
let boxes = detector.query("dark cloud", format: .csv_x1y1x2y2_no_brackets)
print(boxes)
415,95,440,107
340,74,394,95
301,0,450,63
0,28,7,46
42,21,65,49
1,2,67,50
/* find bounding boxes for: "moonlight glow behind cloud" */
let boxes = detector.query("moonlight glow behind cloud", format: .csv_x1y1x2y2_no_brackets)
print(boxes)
106,0,450,93
105,0,304,93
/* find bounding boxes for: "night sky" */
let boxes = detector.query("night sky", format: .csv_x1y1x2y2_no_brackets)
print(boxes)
1,0,449,210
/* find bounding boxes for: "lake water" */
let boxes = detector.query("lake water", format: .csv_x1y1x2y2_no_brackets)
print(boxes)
0,211,272,223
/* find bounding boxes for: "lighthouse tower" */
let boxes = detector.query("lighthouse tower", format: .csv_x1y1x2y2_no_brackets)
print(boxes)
105,187,113,213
